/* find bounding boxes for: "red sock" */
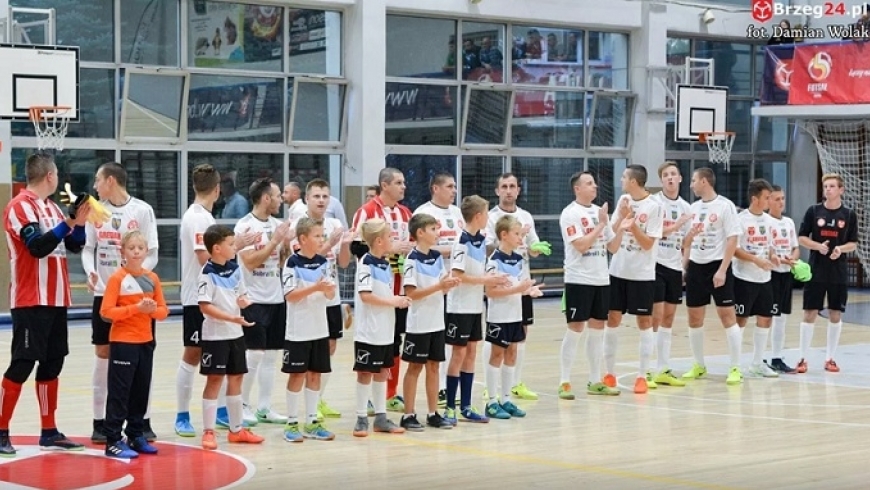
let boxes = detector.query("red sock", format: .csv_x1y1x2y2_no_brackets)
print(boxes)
386,357,401,399
36,379,58,430
0,377,23,430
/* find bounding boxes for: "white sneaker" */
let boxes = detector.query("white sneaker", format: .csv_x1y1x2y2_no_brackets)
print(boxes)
748,363,780,378
256,408,288,424
242,404,259,425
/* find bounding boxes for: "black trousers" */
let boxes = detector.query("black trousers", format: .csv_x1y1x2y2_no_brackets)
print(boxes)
104,342,154,444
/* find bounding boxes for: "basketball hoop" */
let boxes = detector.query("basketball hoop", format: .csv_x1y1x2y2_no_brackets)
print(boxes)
699,131,735,172
29,106,71,152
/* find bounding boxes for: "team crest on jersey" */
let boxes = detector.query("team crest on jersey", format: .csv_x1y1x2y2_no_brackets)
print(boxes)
759,226,766,235
671,210,678,220
581,217,589,227
638,213,648,223
699,213,706,222
772,229,778,238
111,217,121,230
838,220,846,228
566,225,577,236
748,227,755,236
817,218,825,227
446,219,454,228
127,219,138,230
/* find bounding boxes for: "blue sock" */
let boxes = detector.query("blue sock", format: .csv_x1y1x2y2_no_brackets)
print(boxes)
216,406,228,420
40,428,59,439
446,375,460,410
460,371,474,410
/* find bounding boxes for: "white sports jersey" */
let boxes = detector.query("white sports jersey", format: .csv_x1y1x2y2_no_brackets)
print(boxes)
688,195,742,264
486,206,539,281
282,252,331,341
770,215,799,274
198,260,246,341
733,210,777,283
608,194,663,281
180,203,216,306
655,192,693,272
402,248,447,334
290,211,344,307
234,213,284,304
485,249,524,324
446,229,488,314
560,201,614,286
354,253,396,346
83,197,159,296
286,199,307,222
413,201,464,270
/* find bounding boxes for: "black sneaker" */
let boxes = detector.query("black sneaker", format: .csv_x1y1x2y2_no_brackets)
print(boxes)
399,414,424,432
767,358,797,374
0,430,16,458
39,432,84,451
143,419,157,442
91,419,107,445
426,412,453,430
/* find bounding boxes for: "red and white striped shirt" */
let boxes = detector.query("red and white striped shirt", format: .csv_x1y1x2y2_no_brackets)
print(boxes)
3,189,72,308
352,195,412,294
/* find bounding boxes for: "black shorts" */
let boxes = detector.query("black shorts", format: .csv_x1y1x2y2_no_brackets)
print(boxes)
199,337,248,376
770,271,794,316
326,305,343,339
183,306,204,347
241,303,286,350
353,341,395,373
685,260,735,308
803,281,848,312
564,283,609,323
485,322,526,348
281,338,332,374
92,296,112,345
444,313,483,347
655,264,684,305
734,278,774,318
10,307,69,362
521,295,534,326
402,330,447,363
609,276,655,316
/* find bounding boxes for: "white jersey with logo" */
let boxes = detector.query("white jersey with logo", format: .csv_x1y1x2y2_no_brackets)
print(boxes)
290,211,344,307
688,195,742,264
83,197,159,296
733,210,777,283
198,260,246,341
486,206,539,281
402,248,447,334
446,229,488,314
286,199,307,222
608,194,663,281
354,253,396,346
655,192,692,272
180,203,216,306
234,213,284,304
414,201,464,270
560,201,614,286
485,249,524,324
771,215,799,274
282,252,331,341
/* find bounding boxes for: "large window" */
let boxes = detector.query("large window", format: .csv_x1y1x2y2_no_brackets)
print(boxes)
287,9,342,76
120,151,180,219
385,83,458,146
386,16,456,79
121,0,179,66
187,1,284,72
12,0,114,62
461,22,506,82
188,74,284,142
386,155,457,212
512,158,582,216
187,152,283,219
510,26,584,85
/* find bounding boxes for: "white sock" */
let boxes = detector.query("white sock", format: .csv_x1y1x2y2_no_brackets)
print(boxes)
725,324,742,368
560,329,583,384
93,357,108,420
486,362,500,403
202,398,218,431
771,315,787,358
657,327,672,371
638,329,654,377
285,389,300,425
176,361,196,414
372,381,387,414
603,327,619,375
826,321,842,360
501,365,515,402
319,373,331,399
258,350,278,411
217,378,228,408
482,341,492,386
688,327,705,366
439,345,452,391
241,350,264,406
356,382,369,418
799,322,814,359
753,326,770,365
515,342,526,386
586,328,604,384
304,388,319,425
226,394,243,432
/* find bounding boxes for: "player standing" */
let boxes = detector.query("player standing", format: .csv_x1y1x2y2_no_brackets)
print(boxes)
766,185,801,373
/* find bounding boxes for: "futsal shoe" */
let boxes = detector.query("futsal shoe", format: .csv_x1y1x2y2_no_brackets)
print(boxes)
558,382,575,400
227,428,265,444
825,359,840,372
653,369,686,387
587,382,620,396
766,358,797,374
796,359,808,373
510,382,538,400
726,367,744,385
602,373,617,388
681,363,708,379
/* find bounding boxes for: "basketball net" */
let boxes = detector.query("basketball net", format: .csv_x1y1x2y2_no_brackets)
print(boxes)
29,106,71,152
699,131,735,172
799,120,869,279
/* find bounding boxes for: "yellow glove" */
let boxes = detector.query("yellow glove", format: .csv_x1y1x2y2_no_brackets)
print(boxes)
86,195,112,225
61,183,111,225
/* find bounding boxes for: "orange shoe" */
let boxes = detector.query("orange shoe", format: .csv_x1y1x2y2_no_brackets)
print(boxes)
796,359,808,374
825,359,840,372
603,374,617,388
633,377,648,394
201,429,218,450
227,428,265,444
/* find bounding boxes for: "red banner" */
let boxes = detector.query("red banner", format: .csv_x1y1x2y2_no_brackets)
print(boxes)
788,42,870,105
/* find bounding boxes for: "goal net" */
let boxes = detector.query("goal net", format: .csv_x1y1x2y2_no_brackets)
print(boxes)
799,120,869,280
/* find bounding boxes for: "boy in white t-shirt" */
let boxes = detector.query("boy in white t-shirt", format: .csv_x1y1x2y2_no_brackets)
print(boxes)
766,185,801,373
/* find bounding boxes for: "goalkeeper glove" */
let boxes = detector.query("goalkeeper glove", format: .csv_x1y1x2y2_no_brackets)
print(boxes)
530,241,552,256
791,259,812,283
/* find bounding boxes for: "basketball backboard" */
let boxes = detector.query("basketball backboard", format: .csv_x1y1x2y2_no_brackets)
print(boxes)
0,43,79,121
674,84,728,142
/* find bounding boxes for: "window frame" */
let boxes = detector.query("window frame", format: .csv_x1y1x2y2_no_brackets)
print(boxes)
459,83,515,150
585,89,636,152
286,75,349,149
119,67,191,144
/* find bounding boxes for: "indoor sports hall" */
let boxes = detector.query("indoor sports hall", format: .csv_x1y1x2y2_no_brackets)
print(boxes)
1,0,870,488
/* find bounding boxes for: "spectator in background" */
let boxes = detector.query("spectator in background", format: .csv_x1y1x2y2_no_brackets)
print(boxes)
462,39,482,79
850,5,870,41
512,37,526,64
283,181,307,222
326,195,349,229
524,29,543,60
365,186,378,203
220,175,249,219
565,32,580,62
478,37,503,74
767,19,795,45
547,33,565,61
443,37,456,76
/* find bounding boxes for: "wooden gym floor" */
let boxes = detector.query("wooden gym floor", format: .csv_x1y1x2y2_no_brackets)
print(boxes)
1,290,870,489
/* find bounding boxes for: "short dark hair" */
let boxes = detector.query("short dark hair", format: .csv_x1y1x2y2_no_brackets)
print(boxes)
430,172,455,189
570,171,593,188
496,172,518,188
625,164,648,187
203,224,234,254
98,162,127,188
192,164,221,195
366,185,380,195
248,178,274,205
771,184,783,192
747,178,774,201
306,178,330,194
694,167,716,188
25,154,55,184
409,213,438,240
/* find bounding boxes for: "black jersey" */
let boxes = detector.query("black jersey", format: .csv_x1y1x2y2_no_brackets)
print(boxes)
798,203,858,283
